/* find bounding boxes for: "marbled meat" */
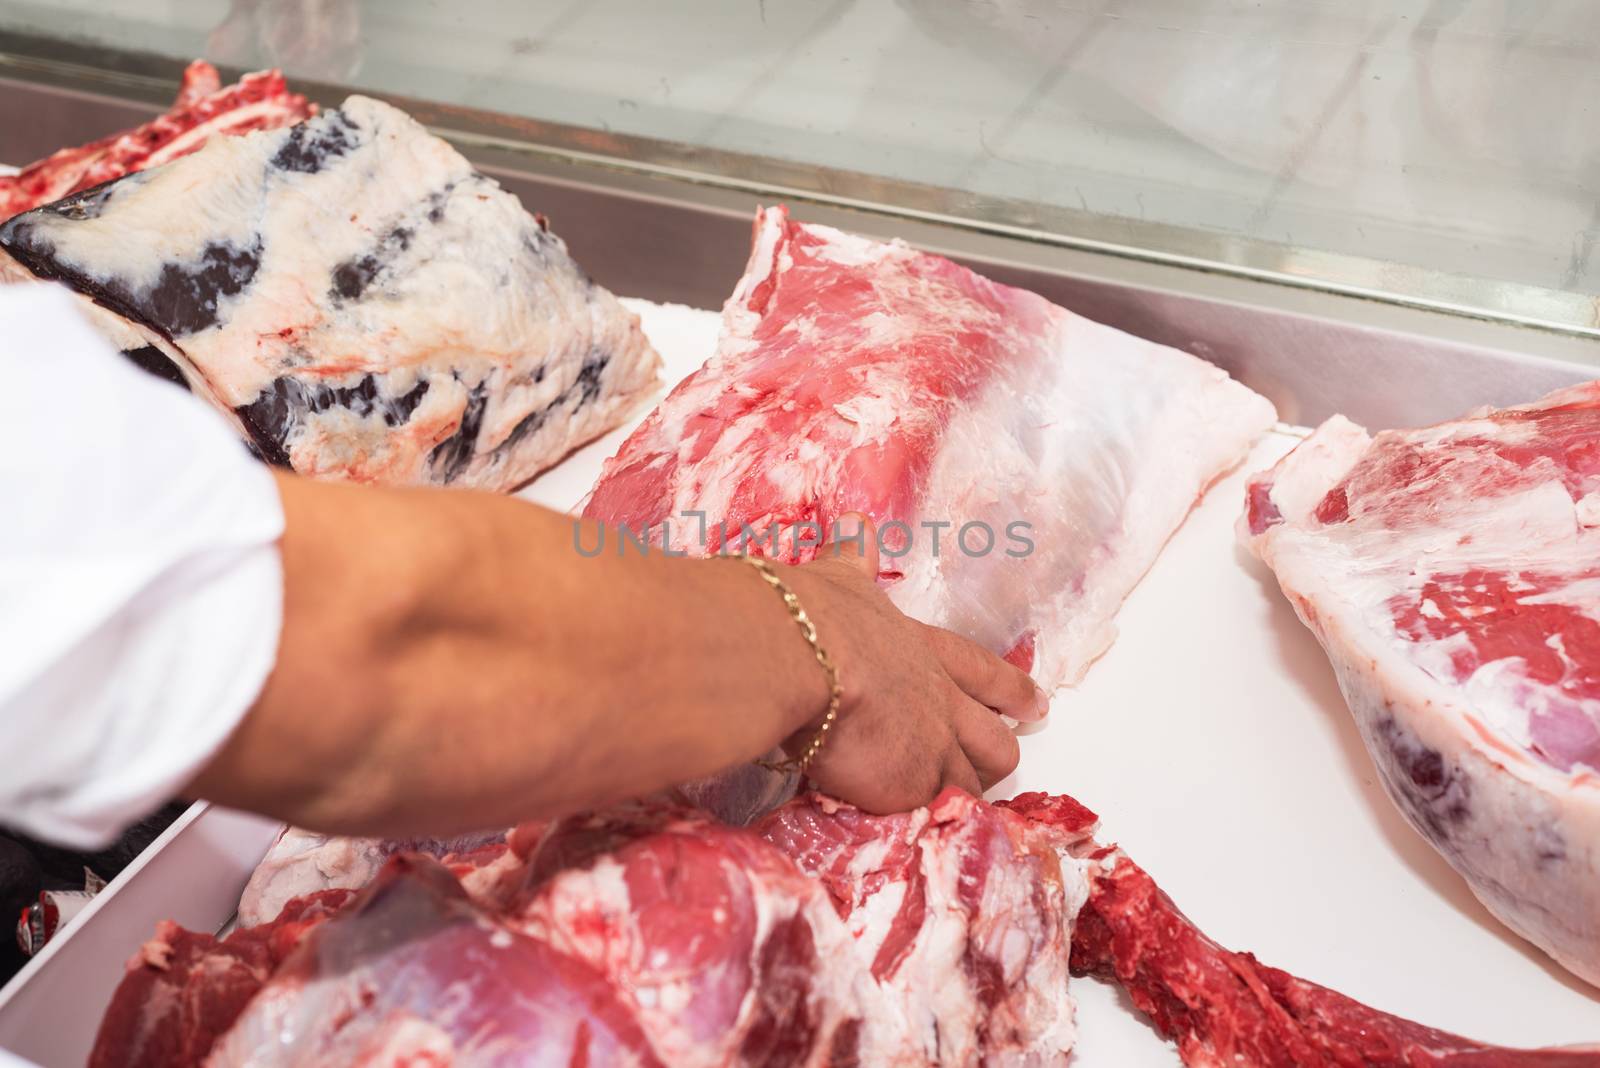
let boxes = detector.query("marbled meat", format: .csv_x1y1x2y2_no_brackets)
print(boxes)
0,96,661,490
0,60,312,221
1242,383,1600,988
584,207,1276,691
89,791,1597,1067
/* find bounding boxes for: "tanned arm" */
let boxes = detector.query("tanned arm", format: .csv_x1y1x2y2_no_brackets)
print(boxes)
186,471,1047,837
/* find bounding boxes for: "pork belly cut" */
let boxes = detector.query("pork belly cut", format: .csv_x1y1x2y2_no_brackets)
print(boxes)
584,206,1276,690
0,60,312,221
1242,382,1600,987
0,96,661,491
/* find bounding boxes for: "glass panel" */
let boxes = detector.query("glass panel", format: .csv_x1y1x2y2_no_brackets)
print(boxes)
3,1,1597,326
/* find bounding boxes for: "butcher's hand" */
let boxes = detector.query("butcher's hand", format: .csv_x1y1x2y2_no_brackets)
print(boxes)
782,514,1049,813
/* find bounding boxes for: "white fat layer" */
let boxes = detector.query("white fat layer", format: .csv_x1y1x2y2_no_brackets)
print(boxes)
236,829,388,928
7,96,660,489
894,307,1276,686
144,98,300,167
603,210,1272,690
1254,404,1600,776
1253,414,1371,525
1576,491,1600,527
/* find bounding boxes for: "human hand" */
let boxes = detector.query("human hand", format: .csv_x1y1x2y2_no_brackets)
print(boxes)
781,514,1049,812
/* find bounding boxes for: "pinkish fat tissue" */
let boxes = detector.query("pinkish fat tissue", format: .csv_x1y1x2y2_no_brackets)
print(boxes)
1243,381,1600,987
585,206,1276,693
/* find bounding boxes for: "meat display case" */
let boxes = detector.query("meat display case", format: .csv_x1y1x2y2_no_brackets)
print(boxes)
1,6,1599,1065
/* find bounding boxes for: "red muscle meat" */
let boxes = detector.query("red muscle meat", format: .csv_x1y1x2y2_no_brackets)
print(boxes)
0,61,312,220
1242,383,1600,987
87,890,351,1068
1001,795,1600,1068
1068,855,1598,1068
506,805,868,1066
89,791,1595,1067
206,856,664,1067
87,796,1083,1067
584,207,1275,694
755,789,1083,1064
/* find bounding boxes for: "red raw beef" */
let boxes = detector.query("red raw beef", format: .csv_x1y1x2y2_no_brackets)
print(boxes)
0,61,312,220
584,206,1275,694
88,791,1597,1067
206,856,663,1067
86,890,351,1068
505,805,869,1066
87,795,1083,1067
1003,795,1600,1067
754,789,1082,1064
1071,856,1598,1068
1242,383,1600,987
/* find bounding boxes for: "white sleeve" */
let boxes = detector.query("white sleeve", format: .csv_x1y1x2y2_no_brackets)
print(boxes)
0,283,285,849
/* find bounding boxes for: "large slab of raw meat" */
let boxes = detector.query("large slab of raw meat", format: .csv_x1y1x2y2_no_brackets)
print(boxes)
0,96,661,491
88,790,1596,1067
1242,383,1600,988
92,792,1086,1066
584,206,1276,691
0,60,312,221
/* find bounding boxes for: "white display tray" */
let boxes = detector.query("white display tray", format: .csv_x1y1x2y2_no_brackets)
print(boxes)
1,300,1594,1067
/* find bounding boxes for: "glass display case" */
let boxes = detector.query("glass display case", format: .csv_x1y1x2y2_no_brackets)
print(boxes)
4,0,1600,339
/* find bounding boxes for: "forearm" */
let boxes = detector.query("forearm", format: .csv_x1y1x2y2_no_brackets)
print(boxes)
188,472,825,837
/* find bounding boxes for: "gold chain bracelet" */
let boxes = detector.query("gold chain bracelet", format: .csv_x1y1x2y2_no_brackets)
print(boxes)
734,554,842,776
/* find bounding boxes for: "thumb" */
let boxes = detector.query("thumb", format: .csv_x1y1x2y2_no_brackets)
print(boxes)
827,512,879,579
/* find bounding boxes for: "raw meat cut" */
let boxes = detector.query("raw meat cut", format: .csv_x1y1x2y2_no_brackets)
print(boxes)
208,856,666,1067
90,790,1596,1067
1071,855,1599,1067
584,206,1276,690
754,789,1084,1064
90,794,1086,1067
503,805,872,1066
0,60,313,221
1241,383,1600,987
1003,794,1600,1068
87,890,352,1068
236,826,506,928
0,60,313,380
0,96,661,491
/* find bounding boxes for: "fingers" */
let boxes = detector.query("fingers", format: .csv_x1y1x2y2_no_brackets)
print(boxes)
825,511,879,580
952,697,1021,790
939,747,983,799
921,623,1049,722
